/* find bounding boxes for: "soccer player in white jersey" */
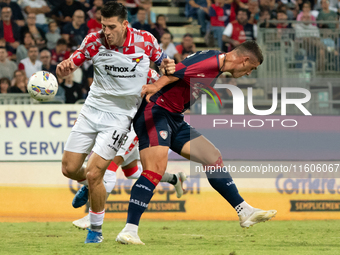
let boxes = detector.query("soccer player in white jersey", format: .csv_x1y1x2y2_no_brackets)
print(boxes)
72,126,187,229
72,69,187,230
56,1,175,243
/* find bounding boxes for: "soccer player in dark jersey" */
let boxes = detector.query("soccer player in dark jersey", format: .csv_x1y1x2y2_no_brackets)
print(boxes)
116,41,277,245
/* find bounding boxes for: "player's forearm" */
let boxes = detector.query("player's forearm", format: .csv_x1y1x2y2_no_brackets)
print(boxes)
154,75,179,90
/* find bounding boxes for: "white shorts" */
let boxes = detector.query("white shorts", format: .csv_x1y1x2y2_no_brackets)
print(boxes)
116,127,140,166
64,104,131,160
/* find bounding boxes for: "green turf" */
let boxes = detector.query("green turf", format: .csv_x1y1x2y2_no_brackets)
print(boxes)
0,220,339,255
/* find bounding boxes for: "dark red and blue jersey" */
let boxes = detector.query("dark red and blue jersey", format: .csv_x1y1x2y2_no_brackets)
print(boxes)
149,50,223,113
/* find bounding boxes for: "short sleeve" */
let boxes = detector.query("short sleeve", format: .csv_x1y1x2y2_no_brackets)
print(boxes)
223,23,233,37
147,32,166,66
69,33,100,67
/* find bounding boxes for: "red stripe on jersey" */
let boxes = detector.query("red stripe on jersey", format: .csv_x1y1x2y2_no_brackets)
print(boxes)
144,102,159,146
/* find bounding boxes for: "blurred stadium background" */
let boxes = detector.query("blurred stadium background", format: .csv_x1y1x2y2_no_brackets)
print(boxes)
0,0,340,253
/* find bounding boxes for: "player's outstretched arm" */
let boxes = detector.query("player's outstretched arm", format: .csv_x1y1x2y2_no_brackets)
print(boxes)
56,59,78,79
141,75,179,102
159,58,176,76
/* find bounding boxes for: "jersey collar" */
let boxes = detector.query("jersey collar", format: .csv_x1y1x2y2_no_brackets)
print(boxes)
122,27,132,47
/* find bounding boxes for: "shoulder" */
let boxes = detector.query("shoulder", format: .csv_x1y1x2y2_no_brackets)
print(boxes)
129,27,157,43
82,31,103,45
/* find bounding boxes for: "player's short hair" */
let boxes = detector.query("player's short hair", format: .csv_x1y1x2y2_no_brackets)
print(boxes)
101,1,127,22
235,40,263,64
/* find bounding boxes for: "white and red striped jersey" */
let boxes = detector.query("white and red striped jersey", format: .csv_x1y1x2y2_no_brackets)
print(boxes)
70,27,165,116
146,68,160,84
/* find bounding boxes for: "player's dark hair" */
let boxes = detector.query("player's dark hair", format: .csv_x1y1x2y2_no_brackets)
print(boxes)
101,1,127,22
235,40,263,64
56,38,67,46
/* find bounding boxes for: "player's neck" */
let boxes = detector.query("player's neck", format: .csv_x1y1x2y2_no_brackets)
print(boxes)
219,52,237,73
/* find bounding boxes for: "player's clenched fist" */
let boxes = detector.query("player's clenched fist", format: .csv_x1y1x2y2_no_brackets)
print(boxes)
141,83,158,102
56,59,75,78
160,58,175,76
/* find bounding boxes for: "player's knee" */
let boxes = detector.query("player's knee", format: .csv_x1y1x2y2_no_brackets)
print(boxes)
61,160,75,178
205,148,222,166
86,168,102,185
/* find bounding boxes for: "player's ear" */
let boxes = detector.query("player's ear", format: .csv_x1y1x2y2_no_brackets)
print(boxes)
243,56,250,66
122,20,129,30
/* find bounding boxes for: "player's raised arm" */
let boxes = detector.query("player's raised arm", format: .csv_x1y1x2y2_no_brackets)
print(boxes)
56,59,78,79
141,75,179,102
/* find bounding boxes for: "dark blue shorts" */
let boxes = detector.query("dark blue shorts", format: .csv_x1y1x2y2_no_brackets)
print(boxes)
133,99,201,154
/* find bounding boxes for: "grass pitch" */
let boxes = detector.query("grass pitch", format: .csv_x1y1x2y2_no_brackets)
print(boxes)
0,220,339,255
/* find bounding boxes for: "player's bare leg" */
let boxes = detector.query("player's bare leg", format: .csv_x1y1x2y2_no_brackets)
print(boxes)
180,136,276,228
61,151,88,181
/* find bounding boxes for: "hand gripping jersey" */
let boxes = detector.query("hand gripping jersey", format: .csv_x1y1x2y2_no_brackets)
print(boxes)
70,28,166,117
150,50,222,113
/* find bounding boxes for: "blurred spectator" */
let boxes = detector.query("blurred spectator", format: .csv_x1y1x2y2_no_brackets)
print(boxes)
21,0,50,33
0,77,10,94
186,0,210,36
297,1,317,23
46,21,62,50
209,0,232,50
20,13,46,50
0,46,16,80
60,73,82,103
40,49,57,77
51,38,70,65
87,6,102,34
0,38,13,60
18,45,42,78
160,32,181,63
276,10,292,28
314,0,338,11
51,0,86,26
0,0,25,27
11,70,27,87
132,8,152,32
62,10,88,45
222,9,257,51
248,0,260,24
295,13,320,38
317,0,338,29
176,33,196,61
16,32,36,64
276,4,294,20
0,7,20,51
125,0,141,24
141,0,156,25
8,80,27,93
259,0,276,19
87,0,103,19
258,8,276,28
151,14,171,43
